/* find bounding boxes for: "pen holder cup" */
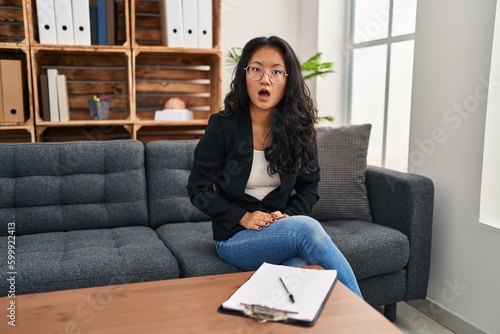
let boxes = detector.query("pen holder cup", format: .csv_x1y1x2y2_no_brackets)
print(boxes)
88,98,110,120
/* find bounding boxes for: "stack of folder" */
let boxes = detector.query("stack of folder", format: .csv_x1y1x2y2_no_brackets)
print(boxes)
159,0,213,48
35,0,115,46
39,69,70,122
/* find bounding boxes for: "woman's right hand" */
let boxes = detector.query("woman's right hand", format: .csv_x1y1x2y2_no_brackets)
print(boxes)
239,211,276,231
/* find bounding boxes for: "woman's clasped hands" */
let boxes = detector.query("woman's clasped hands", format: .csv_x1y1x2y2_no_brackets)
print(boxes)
239,211,289,231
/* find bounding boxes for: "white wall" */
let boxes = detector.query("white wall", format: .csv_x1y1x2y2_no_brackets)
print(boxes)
317,0,348,124
410,0,500,332
220,0,345,123
221,0,302,102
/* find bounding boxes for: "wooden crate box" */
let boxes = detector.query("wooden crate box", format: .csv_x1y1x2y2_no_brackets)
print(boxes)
32,49,132,123
0,127,34,142
28,0,129,46
131,0,220,49
36,124,132,142
0,0,28,45
134,50,221,122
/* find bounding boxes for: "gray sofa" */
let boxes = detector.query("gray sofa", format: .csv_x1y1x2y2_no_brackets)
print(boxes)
0,137,434,322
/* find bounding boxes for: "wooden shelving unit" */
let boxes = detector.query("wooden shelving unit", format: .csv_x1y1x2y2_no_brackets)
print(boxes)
0,0,221,143
130,0,221,142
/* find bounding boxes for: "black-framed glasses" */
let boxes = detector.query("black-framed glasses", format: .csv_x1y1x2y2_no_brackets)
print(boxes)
244,64,288,83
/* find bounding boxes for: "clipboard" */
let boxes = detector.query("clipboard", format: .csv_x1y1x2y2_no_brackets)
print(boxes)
218,263,338,326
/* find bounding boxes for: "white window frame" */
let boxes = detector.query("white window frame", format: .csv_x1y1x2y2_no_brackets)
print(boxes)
347,0,416,168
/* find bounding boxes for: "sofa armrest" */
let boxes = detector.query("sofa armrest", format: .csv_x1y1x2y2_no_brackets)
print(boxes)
365,165,434,301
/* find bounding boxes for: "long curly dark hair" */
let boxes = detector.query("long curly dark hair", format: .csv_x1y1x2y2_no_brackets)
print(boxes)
223,36,318,175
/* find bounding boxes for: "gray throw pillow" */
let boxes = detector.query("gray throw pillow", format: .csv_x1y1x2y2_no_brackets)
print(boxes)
311,124,372,221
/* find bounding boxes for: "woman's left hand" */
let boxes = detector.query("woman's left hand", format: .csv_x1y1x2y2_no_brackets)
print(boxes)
271,211,289,220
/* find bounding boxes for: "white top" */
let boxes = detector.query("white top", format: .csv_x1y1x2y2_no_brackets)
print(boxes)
245,150,280,201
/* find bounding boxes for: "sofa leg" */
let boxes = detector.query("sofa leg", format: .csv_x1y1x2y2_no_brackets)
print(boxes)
384,303,397,322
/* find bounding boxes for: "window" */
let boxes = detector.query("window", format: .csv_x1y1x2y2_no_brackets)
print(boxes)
348,0,417,171
480,2,500,230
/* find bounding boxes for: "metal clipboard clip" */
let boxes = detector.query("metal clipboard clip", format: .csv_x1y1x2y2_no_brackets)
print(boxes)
240,303,298,323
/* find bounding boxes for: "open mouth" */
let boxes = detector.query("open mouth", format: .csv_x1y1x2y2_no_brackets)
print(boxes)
258,89,270,100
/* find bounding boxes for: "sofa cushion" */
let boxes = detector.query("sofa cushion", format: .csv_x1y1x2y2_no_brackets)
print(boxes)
0,226,180,295
0,140,149,236
145,140,210,228
320,220,409,280
155,218,408,281
155,221,241,277
312,125,372,221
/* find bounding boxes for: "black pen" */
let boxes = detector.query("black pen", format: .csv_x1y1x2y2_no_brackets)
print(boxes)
279,277,295,303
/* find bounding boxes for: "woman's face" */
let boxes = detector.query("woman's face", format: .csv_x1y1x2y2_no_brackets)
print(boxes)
245,46,287,115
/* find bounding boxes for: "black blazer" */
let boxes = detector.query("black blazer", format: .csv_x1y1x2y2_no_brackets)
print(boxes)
186,110,320,241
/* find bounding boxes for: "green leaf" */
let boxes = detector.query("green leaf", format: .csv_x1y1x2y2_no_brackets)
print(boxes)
317,116,335,122
225,47,242,67
301,52,335,81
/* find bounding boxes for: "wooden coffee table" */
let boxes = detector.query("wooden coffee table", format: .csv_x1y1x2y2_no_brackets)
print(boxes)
0,270,401,333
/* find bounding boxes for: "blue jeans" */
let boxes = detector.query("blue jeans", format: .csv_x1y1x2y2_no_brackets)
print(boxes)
215,215,363,298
